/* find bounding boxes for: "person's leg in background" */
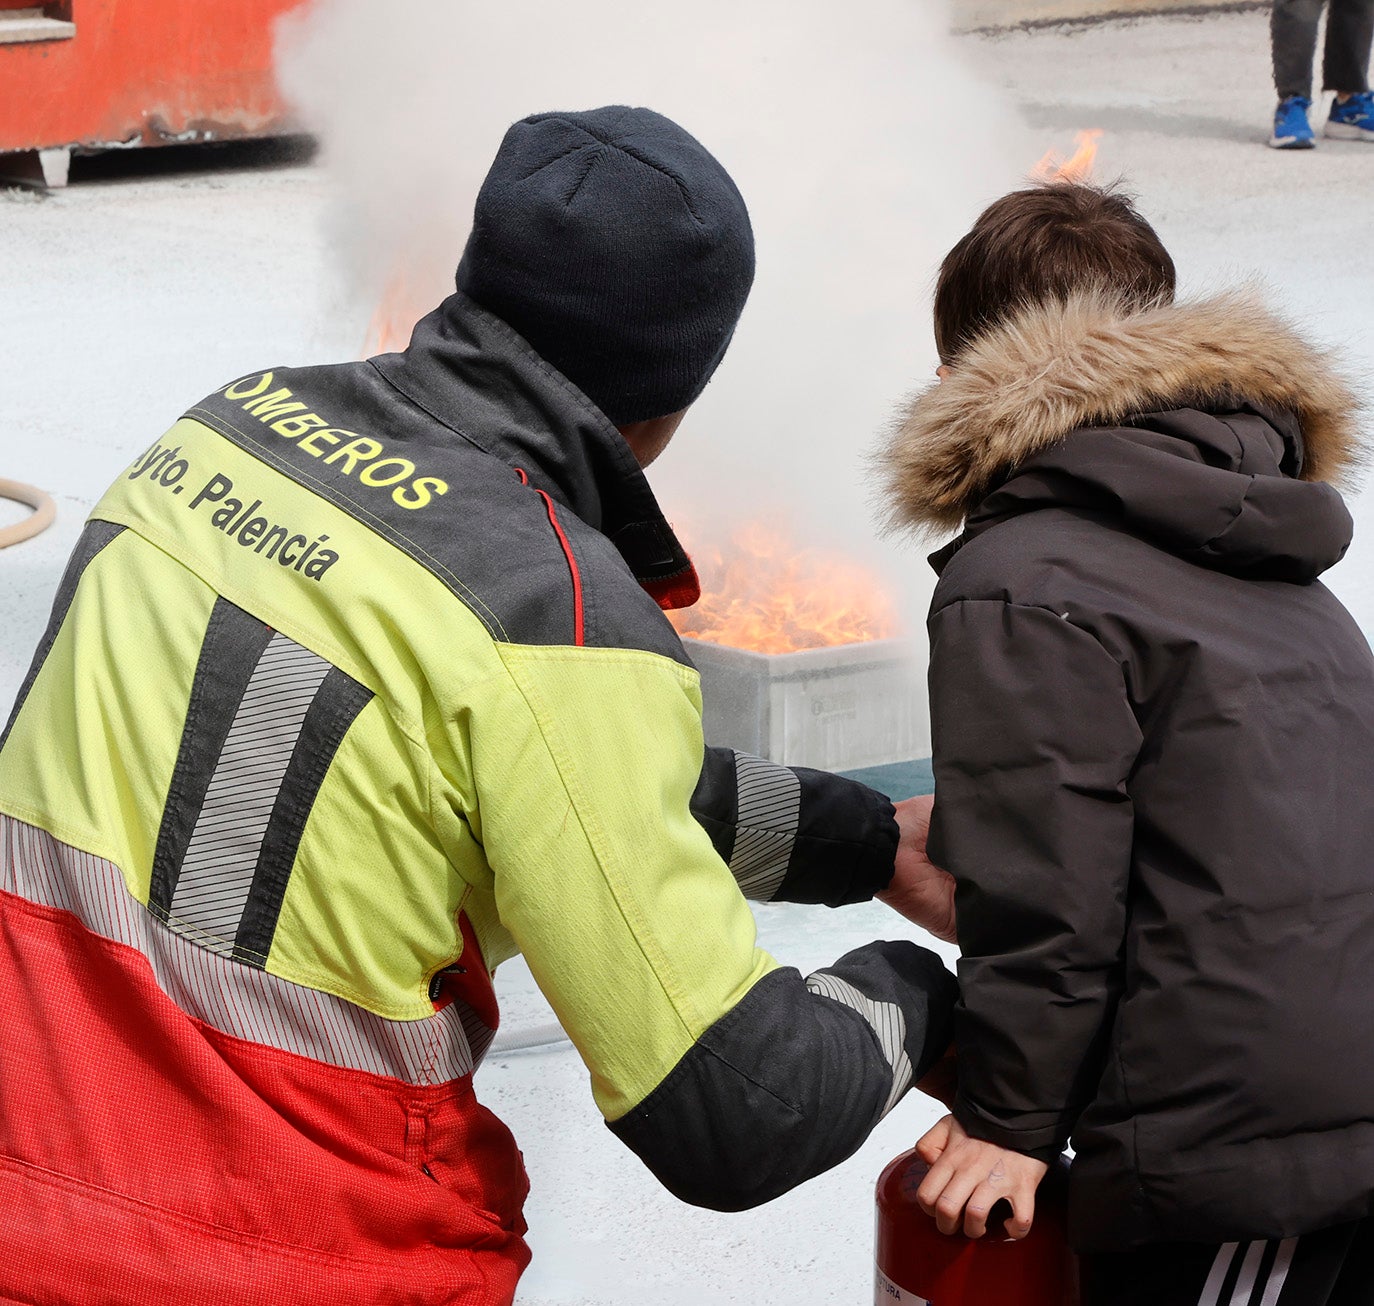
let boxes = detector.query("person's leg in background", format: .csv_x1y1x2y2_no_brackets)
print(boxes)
1323,0,1374,137
1270,0,1325,146
1080,1220,1368,1306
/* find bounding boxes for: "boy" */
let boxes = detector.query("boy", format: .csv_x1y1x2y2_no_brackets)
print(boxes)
880,182,1374,1303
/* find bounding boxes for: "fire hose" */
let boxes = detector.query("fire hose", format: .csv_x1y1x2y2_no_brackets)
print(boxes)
0,478,55,549
488,1021,570,1055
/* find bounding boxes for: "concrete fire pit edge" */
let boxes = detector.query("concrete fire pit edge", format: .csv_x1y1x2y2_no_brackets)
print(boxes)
682,637,924,771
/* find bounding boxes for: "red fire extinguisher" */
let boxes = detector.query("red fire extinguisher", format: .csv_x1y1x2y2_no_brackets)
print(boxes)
875,1150,1079,1304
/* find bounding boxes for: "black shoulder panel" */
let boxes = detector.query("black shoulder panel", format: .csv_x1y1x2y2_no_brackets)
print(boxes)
0,520,125,753
188,363,687,663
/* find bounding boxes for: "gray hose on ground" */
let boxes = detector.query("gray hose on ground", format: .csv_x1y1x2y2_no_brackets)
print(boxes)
0,478,55,549
489,1021,571,1055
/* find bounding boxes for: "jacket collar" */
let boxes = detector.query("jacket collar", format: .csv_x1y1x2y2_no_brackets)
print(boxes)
878,289,1363,539
372,293,699,608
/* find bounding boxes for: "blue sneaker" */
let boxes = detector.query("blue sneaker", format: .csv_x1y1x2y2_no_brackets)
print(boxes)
1326,90,1374,140
1270,96,1316,148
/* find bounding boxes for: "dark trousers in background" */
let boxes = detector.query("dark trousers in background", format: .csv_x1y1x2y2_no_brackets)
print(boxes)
1273,0,1374,98
1080,1217,1374,1306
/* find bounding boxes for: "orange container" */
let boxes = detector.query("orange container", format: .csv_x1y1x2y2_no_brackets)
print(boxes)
0,0,300,159
875,1150,1080,1305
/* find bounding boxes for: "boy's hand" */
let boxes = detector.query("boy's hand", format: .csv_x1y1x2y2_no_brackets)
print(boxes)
878,795,958,943
915,1115,1049,1240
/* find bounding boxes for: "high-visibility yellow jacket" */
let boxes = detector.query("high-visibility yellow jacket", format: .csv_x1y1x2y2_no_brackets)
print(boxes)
0,294,955,1304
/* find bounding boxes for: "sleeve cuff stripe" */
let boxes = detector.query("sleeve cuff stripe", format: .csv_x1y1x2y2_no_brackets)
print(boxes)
805,970,914,1118
731,829,792,876
738,797,803,824
729,753,801,903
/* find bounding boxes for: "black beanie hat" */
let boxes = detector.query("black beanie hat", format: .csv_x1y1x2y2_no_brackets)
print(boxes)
455,106,755,426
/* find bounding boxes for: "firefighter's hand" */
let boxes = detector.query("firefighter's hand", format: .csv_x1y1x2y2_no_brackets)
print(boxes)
914,1115,1049,1240
878,794,957,944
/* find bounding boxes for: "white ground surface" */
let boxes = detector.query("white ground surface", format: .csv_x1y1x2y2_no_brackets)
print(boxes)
2,9,1373,1304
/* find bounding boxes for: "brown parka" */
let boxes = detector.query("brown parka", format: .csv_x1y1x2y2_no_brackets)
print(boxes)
881,290,1374,1252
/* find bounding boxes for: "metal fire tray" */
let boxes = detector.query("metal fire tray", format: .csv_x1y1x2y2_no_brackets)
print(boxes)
683,637,923,771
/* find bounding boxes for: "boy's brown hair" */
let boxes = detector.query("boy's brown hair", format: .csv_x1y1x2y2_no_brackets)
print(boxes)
934,183,1177,365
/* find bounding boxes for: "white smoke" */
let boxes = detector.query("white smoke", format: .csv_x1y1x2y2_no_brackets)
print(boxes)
275,0,1033,656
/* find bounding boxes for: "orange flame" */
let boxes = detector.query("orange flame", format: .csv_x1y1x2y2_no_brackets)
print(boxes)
1032,129,1104,184
363,270,425,356
669,521,899,655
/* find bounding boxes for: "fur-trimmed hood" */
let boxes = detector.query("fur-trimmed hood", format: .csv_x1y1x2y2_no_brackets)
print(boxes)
879,290,1362,537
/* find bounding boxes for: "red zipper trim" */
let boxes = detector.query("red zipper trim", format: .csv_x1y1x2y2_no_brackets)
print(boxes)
516,468,585,646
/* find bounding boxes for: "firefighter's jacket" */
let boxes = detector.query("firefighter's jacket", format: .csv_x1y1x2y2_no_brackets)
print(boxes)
0,293,956,1304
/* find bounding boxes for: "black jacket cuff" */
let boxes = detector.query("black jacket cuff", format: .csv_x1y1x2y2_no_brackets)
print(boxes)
953,1091,1071,1165
691,747,897,907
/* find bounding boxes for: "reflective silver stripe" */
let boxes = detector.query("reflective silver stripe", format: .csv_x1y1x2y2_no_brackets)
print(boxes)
1198,1243,1240,1306
1256,1239,1297,1306
1229,1242,1266,1305
1,814,489,1085
805,970,912,1117
729,751,801,901
169,633,330,953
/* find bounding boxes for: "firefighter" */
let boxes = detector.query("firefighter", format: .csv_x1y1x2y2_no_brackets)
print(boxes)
0,106,957,1303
